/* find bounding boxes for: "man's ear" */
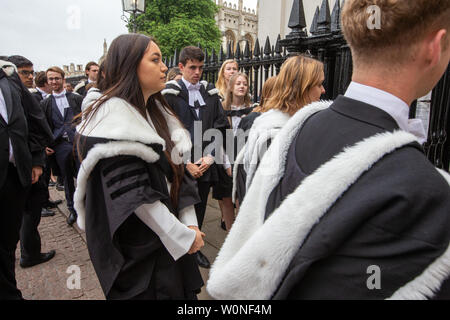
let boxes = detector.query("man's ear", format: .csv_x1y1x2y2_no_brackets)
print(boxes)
178,62,185,72
426,29,447,67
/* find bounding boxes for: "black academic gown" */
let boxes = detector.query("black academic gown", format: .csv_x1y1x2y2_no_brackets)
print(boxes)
79,135,203,300
0,67,52,299
163,80,229,184
266,96,450,299
233,111,261,204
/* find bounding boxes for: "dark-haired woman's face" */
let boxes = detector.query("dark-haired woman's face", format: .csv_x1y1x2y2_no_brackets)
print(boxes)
137,41,168,99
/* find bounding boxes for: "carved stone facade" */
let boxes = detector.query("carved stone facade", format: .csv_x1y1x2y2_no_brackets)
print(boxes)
215,0,258,51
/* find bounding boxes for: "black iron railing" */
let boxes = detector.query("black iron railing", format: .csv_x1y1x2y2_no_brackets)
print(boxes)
163,0,449,170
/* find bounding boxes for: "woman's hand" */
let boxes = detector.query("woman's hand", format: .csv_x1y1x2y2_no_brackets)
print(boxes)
186,163,203,179
187,226,205,254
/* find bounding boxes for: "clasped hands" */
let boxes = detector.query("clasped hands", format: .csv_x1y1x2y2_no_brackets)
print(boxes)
186,156,214,179
187,226,206,254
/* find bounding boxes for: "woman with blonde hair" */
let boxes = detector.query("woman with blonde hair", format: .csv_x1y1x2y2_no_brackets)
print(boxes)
215,59,239,100
233,55,325,206
166,67,182,82
213,72,254,230
213,59,239,230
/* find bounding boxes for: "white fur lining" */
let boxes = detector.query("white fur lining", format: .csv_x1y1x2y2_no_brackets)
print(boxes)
387,168,450,300
74,96,192,230
207,99,448,300
208,130,420,299
0,60,18,76
74,81,85,92
161,88,180,96
76,97,191,155
208,88,220,96
74,141,160,230
232,102,331,203
166,80,181,89
200,80,208,89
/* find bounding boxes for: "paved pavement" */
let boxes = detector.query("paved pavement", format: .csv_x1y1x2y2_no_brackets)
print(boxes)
15,186,228,300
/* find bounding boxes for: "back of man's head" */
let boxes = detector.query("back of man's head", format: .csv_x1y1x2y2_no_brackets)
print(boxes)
8,55,33,68
179,46,204,66
342,0,450,67
35,71,47,88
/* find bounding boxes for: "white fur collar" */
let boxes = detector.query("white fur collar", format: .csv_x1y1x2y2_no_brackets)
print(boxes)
74,141,160,230
162,80,218,96
76,96,191,155
166,80,181,89
208,101,450,300
0,60,17,76
243,108,297,191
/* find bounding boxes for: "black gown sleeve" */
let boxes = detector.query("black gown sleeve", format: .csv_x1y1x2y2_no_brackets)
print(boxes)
12,73,53,167
99,155,170,240
177,170,201,213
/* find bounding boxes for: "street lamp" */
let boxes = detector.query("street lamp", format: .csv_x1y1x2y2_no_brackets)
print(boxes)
121,0,145,33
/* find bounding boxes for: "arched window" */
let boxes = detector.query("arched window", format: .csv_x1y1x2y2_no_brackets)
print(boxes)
225,30,236,51
244,33,254,51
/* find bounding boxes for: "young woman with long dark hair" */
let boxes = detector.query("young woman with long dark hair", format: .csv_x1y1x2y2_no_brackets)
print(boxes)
74,34,205,300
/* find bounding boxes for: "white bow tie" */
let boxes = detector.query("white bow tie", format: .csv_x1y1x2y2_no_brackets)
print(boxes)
187,83,202,91
186,83,206,107
53,90,66,99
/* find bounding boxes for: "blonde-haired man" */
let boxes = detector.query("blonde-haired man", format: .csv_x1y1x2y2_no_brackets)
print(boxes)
207,0,450,300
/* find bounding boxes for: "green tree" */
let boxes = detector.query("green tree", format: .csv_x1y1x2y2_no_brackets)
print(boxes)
131,0,222,58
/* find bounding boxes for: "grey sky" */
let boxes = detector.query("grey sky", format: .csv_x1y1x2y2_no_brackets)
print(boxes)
0,0,257,72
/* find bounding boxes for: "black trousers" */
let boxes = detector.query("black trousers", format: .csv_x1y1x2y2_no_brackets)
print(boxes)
194,181,212,229
0,164,28,300
54,141,79,210
20,176,47,260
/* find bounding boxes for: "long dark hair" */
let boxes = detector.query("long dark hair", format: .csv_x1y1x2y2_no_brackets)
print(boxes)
77,34,184,208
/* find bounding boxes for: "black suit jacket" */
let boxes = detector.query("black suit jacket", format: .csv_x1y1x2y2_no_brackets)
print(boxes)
268,96,450,299
40,91,83,146
0,70,53,188
163,80,229,182
31,90,44,103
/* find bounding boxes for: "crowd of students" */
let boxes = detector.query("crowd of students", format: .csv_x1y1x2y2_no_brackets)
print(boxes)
1,0,449,300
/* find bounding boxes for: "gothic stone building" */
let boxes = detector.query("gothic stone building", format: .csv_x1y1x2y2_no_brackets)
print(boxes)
215,0,258,52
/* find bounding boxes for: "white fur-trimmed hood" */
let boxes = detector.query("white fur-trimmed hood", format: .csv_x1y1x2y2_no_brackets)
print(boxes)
232,102,332,202
74,96,192,230
207,101,450,300
0,60,17,76
76,96,191,155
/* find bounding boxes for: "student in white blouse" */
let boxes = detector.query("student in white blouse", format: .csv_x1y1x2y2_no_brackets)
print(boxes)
74,34,205,300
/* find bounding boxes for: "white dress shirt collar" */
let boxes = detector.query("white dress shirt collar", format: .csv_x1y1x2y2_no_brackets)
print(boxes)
0,88,8,124
36,87,49,99
181,77,206,112
344,82,427,143
53,89,69,117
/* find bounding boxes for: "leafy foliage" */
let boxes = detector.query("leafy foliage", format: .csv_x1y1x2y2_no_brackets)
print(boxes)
130,0,222,58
